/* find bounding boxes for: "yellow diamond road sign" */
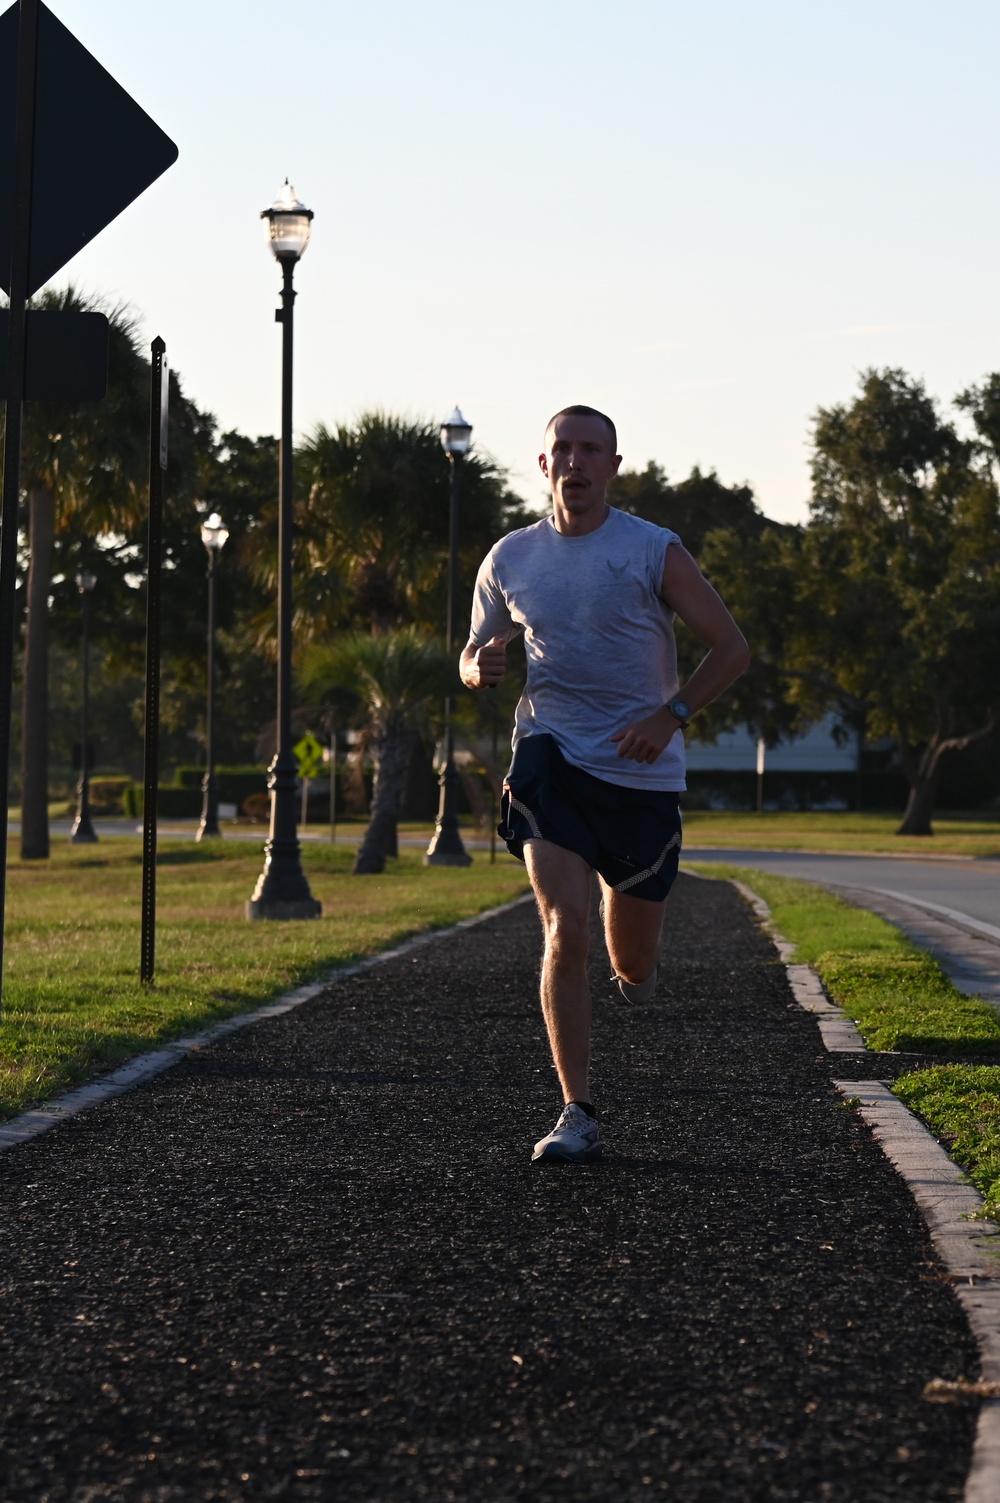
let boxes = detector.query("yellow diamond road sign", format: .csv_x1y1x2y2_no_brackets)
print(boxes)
294,733,324,779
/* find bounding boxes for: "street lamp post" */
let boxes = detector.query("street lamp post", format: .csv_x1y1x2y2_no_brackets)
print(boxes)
70,570,98,844
247,181,321,919
425,406,473,867
197,512,229,841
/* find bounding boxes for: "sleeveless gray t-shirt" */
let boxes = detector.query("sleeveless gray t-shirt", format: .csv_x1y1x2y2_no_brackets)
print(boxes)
470,507,685,791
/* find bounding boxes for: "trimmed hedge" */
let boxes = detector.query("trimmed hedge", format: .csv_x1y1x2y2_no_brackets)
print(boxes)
168,766,269,807
123,766,270,819
123,786,203,819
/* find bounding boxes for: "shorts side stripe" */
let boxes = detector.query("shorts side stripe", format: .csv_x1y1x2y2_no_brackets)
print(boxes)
612,830,681,894
507,792,543,840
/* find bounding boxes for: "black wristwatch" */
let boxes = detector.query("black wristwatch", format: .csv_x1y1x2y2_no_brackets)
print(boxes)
665,696,691,729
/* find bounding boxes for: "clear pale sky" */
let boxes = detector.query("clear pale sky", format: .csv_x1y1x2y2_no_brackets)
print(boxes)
47,0,1000,523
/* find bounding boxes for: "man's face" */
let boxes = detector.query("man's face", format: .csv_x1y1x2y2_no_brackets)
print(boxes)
539,414,622,521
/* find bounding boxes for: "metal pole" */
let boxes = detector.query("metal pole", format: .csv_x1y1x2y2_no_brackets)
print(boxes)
329,711,336,844
247,258,320,918
425,453,471,867
197,547,221,839
0,0,41,1009
140,338,167,984
70,586,97,843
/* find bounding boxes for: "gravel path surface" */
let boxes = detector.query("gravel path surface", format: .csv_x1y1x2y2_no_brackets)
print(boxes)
0,874,981,1501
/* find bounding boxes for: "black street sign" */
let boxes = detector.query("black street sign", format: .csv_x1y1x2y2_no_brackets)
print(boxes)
0,1,178,295
0,308,107,398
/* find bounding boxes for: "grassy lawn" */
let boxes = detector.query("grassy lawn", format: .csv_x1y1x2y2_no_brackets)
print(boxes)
687,862,1000,1218
0,837,529,1120
686,863,1000,1055
681,809,1000,858
894,1068,1000,1219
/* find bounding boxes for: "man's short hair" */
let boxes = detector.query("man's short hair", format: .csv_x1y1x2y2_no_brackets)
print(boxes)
545,404,618,454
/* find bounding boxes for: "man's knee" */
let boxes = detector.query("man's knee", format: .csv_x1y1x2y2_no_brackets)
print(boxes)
542,906,590,965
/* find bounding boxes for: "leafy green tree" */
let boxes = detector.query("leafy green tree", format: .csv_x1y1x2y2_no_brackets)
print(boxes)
300,627,454,873
608,461,798,744
47,410,279,776
609,461,769,556
694,522,815,748
289,412,526,640
764,369,1000,833
17,288,149,857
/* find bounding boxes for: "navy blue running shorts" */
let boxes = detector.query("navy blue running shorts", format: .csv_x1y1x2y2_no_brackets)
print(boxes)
498,733,682,902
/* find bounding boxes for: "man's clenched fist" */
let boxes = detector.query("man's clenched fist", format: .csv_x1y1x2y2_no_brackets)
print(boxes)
461,635,507,689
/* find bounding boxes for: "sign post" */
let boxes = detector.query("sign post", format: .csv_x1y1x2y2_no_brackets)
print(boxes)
0,0,39,1003
140,340,167,984
294,732,324,832
0,0,177,1007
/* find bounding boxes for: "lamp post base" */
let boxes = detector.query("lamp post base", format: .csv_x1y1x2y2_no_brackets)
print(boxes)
424,844,472,867
70,783,98,844
197,773,222,840
246,754,322,920
424,746,472,867
424,814,473,867
246,896,322,921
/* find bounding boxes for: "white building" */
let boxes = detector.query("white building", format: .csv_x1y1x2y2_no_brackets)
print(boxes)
685,714,856,773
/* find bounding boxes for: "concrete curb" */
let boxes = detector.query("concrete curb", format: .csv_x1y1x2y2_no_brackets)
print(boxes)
728,877,866,1051
831,1082,1000,1503
0,890,536,1154
712,868,1000,1503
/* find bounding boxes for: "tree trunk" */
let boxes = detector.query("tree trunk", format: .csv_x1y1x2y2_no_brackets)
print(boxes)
894,717,995,837
353,725,413,875
896,776,937,836
21,484,55,860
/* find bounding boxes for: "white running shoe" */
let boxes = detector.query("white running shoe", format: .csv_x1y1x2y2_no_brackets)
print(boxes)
614,965,659,1004
532,1103,603,1164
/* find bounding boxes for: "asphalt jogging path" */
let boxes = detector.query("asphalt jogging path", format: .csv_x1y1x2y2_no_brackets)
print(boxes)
0,874,981,1501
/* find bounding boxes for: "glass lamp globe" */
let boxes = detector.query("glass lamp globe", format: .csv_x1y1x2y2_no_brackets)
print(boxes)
261,180,314,262
200,513,230,552
440,406,472,455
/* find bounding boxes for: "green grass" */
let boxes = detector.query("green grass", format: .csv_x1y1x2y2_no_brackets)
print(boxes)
895,1067,1000,1219
681,809,1000,858
0,837,529,1120
686,864,1000,1055
688,862,1000,1219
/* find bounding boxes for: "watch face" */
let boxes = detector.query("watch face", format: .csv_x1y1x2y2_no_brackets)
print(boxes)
671,699,691,720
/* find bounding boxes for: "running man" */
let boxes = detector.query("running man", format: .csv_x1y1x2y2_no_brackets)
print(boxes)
460,405,750,1163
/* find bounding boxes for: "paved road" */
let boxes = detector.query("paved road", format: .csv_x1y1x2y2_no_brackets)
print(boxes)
0,875,979,1501
683,850,1000,932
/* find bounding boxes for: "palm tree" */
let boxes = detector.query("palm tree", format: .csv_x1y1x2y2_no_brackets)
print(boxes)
300,627,454,874
283,412,525,645
16,287,151,857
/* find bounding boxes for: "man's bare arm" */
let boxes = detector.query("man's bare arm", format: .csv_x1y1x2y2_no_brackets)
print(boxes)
611,544,750,764
460,634,507,690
